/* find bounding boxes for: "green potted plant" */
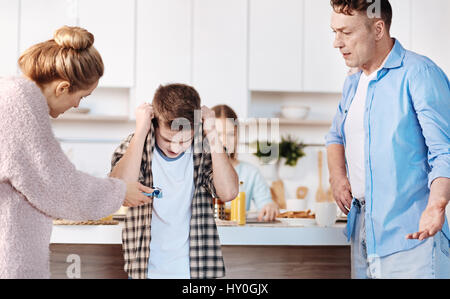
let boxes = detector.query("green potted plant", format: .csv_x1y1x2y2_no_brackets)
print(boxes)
278,135,306,179
252,140,279,180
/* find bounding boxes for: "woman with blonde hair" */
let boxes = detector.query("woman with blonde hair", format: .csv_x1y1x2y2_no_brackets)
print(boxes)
0,26,154,278
212,105,279,221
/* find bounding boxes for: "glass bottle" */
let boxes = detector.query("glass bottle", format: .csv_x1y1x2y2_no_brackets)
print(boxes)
231,181,246,225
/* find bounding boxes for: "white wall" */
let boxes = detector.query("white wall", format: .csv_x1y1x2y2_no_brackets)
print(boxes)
0,0,19,76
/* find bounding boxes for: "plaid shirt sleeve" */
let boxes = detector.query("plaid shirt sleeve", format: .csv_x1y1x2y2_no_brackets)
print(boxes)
202,152,217,199
109,131,154,279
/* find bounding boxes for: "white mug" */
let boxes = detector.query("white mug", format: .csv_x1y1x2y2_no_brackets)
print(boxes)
314,202,337,227
286,199,307,211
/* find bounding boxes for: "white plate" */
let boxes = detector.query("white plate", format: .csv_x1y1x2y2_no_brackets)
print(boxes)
276,217,316,227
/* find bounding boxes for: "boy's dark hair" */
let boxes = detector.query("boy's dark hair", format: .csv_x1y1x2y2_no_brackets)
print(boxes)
152,83,201,130
330,0,393,32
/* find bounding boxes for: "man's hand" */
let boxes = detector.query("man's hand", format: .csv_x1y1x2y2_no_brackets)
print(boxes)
406,198,447,240
330,175,353,215
201,105,217,136
257,202,279,222
135,103,154,137
123,182,154,207
407,178,450,240
327,145,352,215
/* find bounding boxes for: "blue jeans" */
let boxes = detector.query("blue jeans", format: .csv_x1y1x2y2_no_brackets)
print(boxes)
351,199,450,279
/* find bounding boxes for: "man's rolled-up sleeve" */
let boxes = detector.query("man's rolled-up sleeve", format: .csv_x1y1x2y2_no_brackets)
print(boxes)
325,103,345,147
410,65,450,187
325,77,352,147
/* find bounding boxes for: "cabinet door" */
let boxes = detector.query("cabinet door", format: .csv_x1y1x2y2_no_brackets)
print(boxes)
303,0,347,93
389,0,412,49
20,0,77,53
133,0,192,116
192,0,249,117
0,0,19,76
78,0,135,88
59,141,122,178
249,0,303,92
411,0,450,75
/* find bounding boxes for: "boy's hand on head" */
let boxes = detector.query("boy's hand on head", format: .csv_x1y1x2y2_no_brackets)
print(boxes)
135,103,154,137
201,105,217,136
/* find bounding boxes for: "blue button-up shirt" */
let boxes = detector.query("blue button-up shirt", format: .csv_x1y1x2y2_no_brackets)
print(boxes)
326,39,450,258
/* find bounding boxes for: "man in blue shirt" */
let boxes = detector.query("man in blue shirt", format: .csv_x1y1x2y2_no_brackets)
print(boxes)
326,0,450,278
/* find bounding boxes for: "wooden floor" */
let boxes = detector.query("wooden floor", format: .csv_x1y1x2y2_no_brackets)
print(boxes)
50,244,351,279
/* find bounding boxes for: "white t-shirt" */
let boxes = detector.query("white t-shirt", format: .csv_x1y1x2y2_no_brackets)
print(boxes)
344,61,387,199
147,145,194,279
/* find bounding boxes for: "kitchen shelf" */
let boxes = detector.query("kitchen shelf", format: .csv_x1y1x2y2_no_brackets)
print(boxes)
241,118,331,127
278,118,331,126
50,114,132,123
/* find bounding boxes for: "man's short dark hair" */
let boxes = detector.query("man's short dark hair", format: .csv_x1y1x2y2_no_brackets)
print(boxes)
153,83,201,130
330,0,393,32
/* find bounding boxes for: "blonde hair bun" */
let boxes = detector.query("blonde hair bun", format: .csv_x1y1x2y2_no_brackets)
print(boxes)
54,26,94,50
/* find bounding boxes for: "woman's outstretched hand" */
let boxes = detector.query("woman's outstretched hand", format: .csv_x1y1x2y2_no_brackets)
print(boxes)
123,182,154,207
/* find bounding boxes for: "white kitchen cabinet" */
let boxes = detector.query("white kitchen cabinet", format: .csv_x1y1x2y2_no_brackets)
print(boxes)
249,0,304,92
19,0,78,54
389,0,412,49
303,0,347,93
192,0,249,118
0,0,19,76
78,0,135,88
411,0,450,76
60,140,122,178
20,0,135,88
133,0,192,117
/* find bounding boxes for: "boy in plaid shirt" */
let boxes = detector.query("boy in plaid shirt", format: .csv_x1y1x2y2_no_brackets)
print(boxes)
110,83,238,279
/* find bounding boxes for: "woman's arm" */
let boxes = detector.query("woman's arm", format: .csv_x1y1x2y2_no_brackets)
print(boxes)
1,90,125,220
1,81,152,220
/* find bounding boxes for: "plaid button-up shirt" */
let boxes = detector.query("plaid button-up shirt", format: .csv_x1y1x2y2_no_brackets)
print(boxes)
110,122,226,279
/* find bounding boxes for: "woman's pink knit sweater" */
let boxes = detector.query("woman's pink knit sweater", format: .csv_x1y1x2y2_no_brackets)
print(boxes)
0,77,126,278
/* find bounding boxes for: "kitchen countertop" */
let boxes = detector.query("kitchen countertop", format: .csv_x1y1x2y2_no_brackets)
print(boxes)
50,222,349,246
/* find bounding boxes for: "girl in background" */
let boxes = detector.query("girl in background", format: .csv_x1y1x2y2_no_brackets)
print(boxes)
212,105,279,221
